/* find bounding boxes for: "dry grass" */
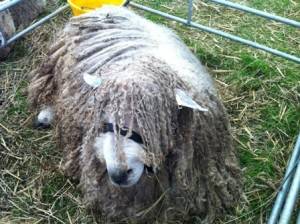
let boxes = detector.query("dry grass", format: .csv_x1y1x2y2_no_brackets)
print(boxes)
0,0,299,223
0,2,93,223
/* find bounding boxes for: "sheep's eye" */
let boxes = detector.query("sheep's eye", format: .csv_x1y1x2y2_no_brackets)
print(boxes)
127,169,133,174
145,165,154,174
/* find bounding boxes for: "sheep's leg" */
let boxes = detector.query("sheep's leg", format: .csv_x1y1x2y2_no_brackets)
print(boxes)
34,106,55,129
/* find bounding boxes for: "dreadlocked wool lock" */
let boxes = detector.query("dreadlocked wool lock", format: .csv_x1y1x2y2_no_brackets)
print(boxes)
28,6,242,223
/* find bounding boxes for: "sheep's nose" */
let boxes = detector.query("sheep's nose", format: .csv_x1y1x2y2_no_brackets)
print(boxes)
109,169,132,186
33,118,51,129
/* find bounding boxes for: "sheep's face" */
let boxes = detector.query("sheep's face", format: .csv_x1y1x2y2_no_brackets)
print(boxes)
94,131,146,187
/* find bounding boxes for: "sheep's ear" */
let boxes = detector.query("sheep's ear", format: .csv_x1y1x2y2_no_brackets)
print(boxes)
83,73,102,88
175,88,208,112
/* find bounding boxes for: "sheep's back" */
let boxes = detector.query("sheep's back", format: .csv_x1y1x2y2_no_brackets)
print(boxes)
58,6,216,97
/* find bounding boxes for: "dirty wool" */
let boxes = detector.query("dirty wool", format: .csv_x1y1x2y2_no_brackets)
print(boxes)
28,6,242,223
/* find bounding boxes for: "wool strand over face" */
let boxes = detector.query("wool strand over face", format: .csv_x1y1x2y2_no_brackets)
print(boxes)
86,58,186,168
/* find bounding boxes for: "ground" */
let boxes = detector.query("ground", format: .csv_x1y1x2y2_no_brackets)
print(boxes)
0,0,299,223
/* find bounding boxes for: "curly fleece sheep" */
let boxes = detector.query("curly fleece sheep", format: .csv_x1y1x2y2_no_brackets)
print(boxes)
28,6,242,223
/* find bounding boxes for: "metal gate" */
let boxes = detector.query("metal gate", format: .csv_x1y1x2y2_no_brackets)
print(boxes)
0,0,300,223
1,0,299,63
0,0,68,48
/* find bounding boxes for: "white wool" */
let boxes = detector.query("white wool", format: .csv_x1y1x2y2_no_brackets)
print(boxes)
84,6,217,96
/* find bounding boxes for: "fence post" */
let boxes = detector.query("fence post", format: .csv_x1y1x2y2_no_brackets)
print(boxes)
187,0,193,25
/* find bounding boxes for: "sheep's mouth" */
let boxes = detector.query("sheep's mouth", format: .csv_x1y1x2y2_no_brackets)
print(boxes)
104,166,153,174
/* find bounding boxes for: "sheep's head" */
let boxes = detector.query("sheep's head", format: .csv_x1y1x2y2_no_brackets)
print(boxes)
94,122,147,187
79,68,209,188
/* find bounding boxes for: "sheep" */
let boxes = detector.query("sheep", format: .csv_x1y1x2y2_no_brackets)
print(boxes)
28,6,242,223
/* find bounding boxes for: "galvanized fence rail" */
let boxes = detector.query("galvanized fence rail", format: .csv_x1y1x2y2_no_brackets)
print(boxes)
0,1,68,48
268,134,300,224
0,0,21,12
5,5,68,46
129,0,300,63
0,0,299,64
0,0,300,223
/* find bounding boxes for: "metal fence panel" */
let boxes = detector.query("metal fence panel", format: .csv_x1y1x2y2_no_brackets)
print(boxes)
0,0,299,64
129,1,300,63
0,0,21,12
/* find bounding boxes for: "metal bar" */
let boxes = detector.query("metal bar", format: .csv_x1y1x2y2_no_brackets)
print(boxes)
187,0,193,24
268,134,300,224
4,4,68,46
123,0,131,7
278,138,300,224
0,0,22,12
0,30,6,47
129,2,300,64
297,211,300,224
130,2,186,22
209,0,300,28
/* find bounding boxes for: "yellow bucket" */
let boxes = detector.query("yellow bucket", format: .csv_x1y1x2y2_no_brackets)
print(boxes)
68,0,127,16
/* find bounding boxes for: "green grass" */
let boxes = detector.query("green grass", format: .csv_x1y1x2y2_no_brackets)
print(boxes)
1,0,300,223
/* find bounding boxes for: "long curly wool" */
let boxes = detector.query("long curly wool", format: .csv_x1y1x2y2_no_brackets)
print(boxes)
28,6,242,223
